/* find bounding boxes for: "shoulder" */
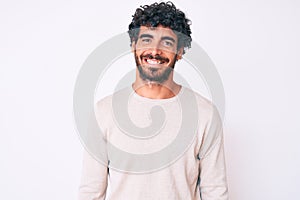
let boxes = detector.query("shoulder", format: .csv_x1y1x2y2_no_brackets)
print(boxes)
95,87,128,107
181,87,222,127
181,87,214,113
95,94,113,111
95,87,132,115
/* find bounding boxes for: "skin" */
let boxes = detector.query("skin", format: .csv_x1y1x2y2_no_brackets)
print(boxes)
131,25,184,99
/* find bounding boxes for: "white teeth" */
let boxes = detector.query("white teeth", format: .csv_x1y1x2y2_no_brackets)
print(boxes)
146,59,162,64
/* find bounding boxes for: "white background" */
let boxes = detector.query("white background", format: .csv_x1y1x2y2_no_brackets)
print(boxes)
1,0,300,199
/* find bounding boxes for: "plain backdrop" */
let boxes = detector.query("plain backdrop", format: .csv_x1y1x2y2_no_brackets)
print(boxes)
1,0,300,199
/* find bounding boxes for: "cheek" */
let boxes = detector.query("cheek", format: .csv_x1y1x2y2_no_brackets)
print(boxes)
166,53,177,60
135,48,144,55
134,49,142,58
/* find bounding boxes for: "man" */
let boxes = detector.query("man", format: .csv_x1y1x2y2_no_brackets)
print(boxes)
78,2,228,199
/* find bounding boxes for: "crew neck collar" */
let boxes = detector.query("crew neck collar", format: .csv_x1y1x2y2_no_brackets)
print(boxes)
130,84,184,103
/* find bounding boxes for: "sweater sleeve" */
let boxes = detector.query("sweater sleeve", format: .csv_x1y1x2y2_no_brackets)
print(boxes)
198,106,229,200
78,149,108,200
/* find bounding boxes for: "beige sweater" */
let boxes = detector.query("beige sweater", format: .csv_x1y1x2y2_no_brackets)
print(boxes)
78,86,228,200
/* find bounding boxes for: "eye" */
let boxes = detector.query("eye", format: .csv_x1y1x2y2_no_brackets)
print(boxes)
162,40,174,47
141,38,151,44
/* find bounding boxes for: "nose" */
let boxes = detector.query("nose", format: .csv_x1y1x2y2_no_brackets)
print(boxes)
149,42,162,55
150,48,162,56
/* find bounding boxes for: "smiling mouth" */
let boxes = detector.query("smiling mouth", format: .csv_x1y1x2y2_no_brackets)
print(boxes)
145,58,165,65
141,55,169,65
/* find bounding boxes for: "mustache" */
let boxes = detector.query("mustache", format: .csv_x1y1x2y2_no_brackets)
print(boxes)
140,54,169,63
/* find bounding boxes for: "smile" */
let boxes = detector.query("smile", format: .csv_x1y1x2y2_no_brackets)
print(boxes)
145,58,165,65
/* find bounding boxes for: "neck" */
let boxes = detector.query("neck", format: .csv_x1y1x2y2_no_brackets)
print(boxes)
132,79,181,99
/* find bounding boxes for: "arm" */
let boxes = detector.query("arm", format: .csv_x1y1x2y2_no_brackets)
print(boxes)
198,106,229,200
78,149,108,200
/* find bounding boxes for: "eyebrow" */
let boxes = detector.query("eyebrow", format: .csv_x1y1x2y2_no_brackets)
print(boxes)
139,34,176,43
139,34,154,39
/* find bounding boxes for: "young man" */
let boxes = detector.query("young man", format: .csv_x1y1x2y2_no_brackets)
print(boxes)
78,2,228,199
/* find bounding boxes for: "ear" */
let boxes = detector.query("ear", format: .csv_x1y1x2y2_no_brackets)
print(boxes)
131,41,136,53
176,47,184,61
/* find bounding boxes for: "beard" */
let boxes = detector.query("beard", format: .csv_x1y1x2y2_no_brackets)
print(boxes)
134,52,177,84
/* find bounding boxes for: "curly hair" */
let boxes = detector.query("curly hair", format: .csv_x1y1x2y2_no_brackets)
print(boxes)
128,1,192,54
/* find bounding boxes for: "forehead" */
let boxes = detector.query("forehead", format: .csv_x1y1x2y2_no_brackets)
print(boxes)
138,25,178,41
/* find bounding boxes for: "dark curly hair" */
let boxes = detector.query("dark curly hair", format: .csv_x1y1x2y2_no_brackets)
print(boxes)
128,1,192,54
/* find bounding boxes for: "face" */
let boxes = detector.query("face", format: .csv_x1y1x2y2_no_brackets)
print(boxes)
132,25,183,83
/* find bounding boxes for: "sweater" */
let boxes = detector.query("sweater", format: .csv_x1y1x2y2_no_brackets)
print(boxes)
78,86,228,200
